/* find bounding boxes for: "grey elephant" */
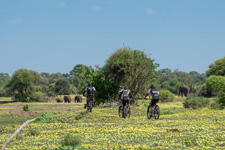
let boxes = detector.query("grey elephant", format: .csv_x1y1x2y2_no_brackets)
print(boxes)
64,96,71,103
179,86,190,97
75,96,82,103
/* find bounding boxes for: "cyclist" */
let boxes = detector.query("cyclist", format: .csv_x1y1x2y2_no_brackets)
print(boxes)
115,86,124,105
83,83,97,110
144,84,159,117
121,86,135,114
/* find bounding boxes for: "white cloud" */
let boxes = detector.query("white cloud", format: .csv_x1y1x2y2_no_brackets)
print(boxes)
146,8,155,16
56,1,67,8
9,18,22,25
91,6,101,12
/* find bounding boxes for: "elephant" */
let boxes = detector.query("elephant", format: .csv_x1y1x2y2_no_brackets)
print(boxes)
75,96,82,103
64,96,71,103
179,86,190,97
44,95,49,102
56,98,63,103
193,86,201,93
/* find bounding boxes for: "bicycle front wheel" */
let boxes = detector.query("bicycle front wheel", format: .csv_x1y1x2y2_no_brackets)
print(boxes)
147,105,152,119
154,105,160,119
123,105,127,119
118,106,123,117
89,100,92,112
128,106,130,118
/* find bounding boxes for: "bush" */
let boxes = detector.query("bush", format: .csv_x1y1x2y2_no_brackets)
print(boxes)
159,90,175,102
36,112,64,123
217,87,225,109
209,102,221,109
61,133,82,147
31,92,45,102
23,104,29,111
183,97,210,109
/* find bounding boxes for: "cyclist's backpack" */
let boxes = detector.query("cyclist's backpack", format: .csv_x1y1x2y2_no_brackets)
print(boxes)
87,86,94,96
151,89,159,100
122,89,130,100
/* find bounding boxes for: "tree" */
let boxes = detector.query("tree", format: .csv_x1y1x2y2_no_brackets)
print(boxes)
55,79,71,95
206,75,225,108
206,76,225,93
76,65,118,105
160,78,184,94
0,73,10,90
206,56,225,77
70,64,89,87
106,47,159,97
5,69,41,102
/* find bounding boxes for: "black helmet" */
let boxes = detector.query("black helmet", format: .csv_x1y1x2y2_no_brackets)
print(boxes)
150,83,156,88
124,86,128,89
120,86,124,89
88,83,92,86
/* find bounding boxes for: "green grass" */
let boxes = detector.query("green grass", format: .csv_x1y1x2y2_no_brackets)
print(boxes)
0,97,224,149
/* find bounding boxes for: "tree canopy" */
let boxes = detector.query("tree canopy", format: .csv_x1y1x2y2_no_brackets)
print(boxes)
206,56,225,77
5,69,41,101
106,47,159,96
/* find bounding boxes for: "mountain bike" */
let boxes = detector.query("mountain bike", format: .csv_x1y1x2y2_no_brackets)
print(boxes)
147,103,160,119
119,100,130,118
87,95,94,112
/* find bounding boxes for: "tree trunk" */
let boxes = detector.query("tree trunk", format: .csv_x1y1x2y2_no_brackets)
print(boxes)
1,118,37,150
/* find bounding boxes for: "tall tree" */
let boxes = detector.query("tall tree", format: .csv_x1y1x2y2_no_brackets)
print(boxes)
55,79,71,95
5,69,41,101
106,47,159,96
206,56,225,77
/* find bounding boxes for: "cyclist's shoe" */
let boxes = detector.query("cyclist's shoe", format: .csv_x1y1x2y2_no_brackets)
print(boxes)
150,114,153,117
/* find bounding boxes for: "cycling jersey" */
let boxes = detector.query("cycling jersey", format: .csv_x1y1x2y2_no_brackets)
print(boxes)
147,89,159,100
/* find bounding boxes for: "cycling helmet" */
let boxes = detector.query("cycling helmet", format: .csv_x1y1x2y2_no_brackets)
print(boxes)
88,83,92,86
120,86,124,89
150,83,156,88
124,86,128,89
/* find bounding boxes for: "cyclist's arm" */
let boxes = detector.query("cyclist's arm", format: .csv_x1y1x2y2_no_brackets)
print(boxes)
130,92,135,101
93,87,97,94
144,89,151,99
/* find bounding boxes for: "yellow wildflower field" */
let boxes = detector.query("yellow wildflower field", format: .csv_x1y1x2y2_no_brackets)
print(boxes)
0,100,225,150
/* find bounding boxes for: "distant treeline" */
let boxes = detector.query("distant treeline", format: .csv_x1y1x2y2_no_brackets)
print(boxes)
0,48,224,106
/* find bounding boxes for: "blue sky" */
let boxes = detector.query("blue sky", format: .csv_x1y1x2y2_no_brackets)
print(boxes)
0,0,225,76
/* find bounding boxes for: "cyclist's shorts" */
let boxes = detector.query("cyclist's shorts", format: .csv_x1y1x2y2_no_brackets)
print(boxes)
150,99,159,106
87,95,94,101
122,99,130,106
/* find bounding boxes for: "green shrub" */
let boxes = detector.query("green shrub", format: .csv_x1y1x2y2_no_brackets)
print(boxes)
61,133,82,147
183,97,210,109
209,102,221,109
31,92,45,102
217,87,225,109
23,104,29,111
159,90,175,102
36,112,64,123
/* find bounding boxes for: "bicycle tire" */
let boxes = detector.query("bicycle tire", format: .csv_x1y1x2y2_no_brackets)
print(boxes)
118,106,123,117
154,105,160,119
123,105,127,119
147,105,152,119
128,106,130,118
89,100,92,112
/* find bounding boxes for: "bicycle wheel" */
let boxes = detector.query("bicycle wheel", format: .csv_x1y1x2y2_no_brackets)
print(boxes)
147,105,152,119
118,106,123,117
89,100,92,112
127,106,130,118
154,105,160,119
123,105,127,119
